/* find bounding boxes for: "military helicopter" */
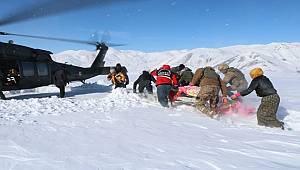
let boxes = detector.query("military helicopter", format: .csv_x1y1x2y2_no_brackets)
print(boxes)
0,0,134,99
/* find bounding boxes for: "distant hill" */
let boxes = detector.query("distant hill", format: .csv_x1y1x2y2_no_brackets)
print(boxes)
52,43,300,73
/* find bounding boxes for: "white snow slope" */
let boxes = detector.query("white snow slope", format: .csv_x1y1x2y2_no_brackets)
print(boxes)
1,43,300,170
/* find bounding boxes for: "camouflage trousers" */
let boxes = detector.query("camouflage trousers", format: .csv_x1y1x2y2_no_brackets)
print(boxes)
257,94,283,128
195,85,220,117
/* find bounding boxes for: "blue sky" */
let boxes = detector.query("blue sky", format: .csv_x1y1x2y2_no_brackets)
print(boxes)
1,0,300,53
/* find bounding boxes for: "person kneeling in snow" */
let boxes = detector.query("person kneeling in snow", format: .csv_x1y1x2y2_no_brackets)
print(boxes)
153,64,178,107
133,70,156,94
231,67,284,129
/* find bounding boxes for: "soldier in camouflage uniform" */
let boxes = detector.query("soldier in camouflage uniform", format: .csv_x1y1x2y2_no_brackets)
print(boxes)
218,63,248,96
191,66,228,117
231,68,284,129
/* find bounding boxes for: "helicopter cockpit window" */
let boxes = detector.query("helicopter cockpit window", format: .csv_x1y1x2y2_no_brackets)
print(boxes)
21,62,35,77
37,63,48,76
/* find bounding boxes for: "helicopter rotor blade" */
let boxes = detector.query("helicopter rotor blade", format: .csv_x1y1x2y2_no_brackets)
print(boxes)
0,31,97,46
1,31,127,48
0,0,142,26
106,42,127,47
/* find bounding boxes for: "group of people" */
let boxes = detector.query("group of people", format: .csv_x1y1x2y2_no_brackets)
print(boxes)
107,62,284,129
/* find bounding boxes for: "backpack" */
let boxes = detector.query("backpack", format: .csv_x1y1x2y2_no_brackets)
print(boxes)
202,67,219,79
198,67,222,86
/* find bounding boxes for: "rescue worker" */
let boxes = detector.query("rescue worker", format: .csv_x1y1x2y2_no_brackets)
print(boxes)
190,66,228,117
218,63,248,96
0,69,6,100
150,68,158,80
108,63,129,88
133,70,156,94
107,68,125,88
53,69,68,98
153,64,178,107
231,68,284,129
178,67,194,86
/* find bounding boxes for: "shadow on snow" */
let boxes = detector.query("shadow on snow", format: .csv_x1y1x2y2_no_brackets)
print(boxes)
6,83,112,100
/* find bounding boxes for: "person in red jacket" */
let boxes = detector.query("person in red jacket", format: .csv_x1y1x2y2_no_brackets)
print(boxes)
153,64,178,107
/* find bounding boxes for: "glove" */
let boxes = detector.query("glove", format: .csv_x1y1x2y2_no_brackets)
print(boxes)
222,97,228,104
231,92,241,100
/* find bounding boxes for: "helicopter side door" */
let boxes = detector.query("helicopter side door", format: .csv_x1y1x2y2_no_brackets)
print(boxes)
19,61,51,89
36,62,51,86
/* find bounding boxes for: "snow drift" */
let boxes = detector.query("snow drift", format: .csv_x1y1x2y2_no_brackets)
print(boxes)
1,43,300,170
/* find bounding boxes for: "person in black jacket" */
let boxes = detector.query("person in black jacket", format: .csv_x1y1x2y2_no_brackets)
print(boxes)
231,68,284,129
54,69,68,98
133,71,156,94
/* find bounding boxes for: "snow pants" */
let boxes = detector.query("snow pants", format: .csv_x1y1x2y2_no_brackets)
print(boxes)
257,93,283,128
196,85,220,116
157,84,172,107
138,80,153,94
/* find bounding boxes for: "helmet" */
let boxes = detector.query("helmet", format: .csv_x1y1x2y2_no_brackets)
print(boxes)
250,67,263,79
162,64,171,70
218,63,229,71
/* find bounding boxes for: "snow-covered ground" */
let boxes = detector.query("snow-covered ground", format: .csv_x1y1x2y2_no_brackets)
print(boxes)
1,43,300,170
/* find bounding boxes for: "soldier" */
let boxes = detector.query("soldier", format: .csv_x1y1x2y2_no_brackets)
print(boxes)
218,63,248,96
231,68,284,129
133,70,156,94
0,69,6,100
190,66,228,117
178,67,194,86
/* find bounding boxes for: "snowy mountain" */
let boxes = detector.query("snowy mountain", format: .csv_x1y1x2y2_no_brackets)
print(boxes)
53,42,300,73
1,43,300,170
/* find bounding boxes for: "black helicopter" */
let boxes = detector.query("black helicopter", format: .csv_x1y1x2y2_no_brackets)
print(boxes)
0,0,135,99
